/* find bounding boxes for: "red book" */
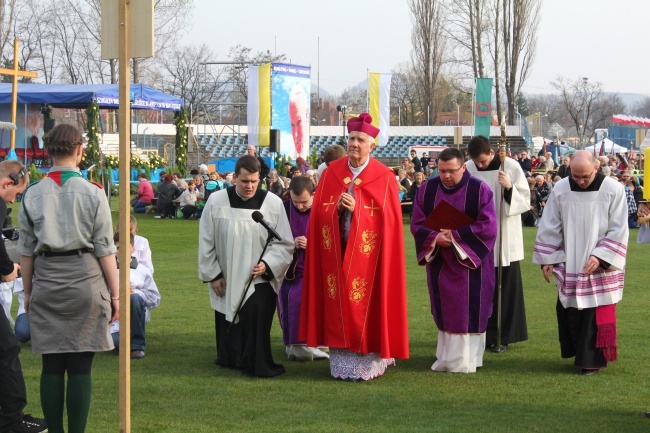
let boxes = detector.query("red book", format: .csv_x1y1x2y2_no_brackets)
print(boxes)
423,199,475,231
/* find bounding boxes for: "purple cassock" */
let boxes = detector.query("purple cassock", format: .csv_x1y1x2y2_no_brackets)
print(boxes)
410,170,497,334
277,199,311,345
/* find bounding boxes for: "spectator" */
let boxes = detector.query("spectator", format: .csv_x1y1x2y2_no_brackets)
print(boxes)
410,149,422,172
268,169,284,197
110,233,161,360
193,175,204,194
172,173,188,190
616,154,628,172
522,177,541,227
557,154,571,179
133,173,154,214
247,145,271,180
622,180,637,228
178,180,199,219
129,215,154,275
397,168,411,190
534,174,551,216
408,172,425,201
156,175,181,218
203,172,224,203
420,151,431,170
316,144,346,182
283,161,295,179
295,156,310,174
518,150,532,172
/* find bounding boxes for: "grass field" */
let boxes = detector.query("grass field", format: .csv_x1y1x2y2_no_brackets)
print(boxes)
11,203,650,432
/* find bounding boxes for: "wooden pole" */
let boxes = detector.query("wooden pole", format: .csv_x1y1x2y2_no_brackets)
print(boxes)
118,1,132,432
0,38,37,159
10,40,19,152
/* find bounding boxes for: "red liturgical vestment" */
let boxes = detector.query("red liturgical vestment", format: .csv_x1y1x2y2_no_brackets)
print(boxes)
299,157,409,359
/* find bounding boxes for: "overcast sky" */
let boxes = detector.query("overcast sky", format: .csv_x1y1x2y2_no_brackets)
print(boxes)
181,0,650,98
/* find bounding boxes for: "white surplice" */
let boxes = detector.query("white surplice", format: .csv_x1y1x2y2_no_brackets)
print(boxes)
466,156,530,265
198,189,294,322
533,176,628,309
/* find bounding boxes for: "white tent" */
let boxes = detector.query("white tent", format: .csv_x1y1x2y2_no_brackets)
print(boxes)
584,138,628,154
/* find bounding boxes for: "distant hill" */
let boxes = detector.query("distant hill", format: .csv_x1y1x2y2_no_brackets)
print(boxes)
615,93,648,111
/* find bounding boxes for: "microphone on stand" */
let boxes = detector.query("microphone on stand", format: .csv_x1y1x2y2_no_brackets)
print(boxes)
252,211,282,241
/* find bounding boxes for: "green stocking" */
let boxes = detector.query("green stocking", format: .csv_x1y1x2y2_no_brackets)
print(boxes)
67,374,92,433
40,373,65,433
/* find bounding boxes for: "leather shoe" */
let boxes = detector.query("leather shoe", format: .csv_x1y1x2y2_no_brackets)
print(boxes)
579,368,598,376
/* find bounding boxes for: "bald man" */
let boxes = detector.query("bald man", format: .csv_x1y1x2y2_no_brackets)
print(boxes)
533,151,628,376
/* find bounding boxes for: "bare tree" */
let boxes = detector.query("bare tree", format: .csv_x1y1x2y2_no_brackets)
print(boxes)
0,0,16,58
500,0,540,124
409,0,446,125
552,77,626,147
631,97,650,118
390,62,420,126
446,0,489,80
158,43,222,123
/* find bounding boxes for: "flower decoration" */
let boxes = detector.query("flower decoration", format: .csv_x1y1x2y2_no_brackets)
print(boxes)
174,107,189,176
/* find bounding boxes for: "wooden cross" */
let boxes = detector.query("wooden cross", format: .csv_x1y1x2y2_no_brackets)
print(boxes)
323,195,336,211
0,39,38,154
364,199,380,217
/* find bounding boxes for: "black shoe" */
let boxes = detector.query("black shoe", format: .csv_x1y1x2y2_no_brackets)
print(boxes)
580,368,599,376
9,414,48,433
488,344,508,353
645,411,650,418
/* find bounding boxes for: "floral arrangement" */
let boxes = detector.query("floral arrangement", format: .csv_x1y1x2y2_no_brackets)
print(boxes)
148,153,166,170
83,101,101,171
130,153,146,170
104,154,119,169
174,107,189,176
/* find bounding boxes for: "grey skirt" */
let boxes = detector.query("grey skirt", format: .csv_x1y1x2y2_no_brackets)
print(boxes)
29,252,114,354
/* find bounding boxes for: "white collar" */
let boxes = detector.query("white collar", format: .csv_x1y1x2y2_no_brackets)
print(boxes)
348,156,371,180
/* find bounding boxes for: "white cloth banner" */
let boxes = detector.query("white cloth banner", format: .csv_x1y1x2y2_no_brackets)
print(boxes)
247,65,261,146
369,72,391,147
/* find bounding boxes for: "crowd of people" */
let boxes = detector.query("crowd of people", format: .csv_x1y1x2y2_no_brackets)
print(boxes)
0,117,646,431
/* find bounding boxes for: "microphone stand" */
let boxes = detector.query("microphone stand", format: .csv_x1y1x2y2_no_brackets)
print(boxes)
227,232,274,335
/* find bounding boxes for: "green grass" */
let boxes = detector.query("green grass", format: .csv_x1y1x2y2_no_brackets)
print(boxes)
11,203,650,432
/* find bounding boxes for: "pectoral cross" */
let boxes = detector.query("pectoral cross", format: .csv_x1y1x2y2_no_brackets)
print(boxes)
0,39,38,158
323,196,335,211
364,199,380,217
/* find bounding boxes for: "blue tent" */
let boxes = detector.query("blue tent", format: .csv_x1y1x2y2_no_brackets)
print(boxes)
0,83,183,111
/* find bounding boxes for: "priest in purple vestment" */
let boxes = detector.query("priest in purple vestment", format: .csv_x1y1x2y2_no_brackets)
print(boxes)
411,148,497,373
277,176,329,361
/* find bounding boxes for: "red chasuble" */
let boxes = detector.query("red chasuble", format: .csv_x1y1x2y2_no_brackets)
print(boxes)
299,157,409,359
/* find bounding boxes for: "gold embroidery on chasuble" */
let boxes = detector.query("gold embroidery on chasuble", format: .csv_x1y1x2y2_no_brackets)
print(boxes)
322,195,336,211
322,226,333,251
349,277,368,304
327,274,337,299
363,199,381,217
343,177,352,185
359,230,378,255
